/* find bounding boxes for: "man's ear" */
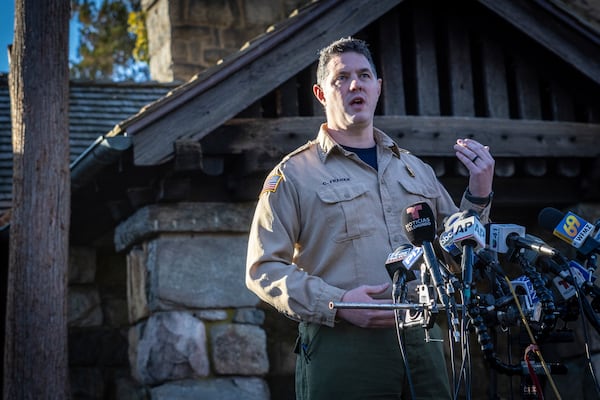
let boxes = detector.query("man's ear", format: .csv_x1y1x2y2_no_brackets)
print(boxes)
313,84,326,105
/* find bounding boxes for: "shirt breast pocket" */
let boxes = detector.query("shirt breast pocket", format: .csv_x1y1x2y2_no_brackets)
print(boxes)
398,178,441,203
317,184,375,243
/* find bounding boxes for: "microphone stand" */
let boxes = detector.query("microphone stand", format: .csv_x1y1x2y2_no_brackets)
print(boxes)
460,241,475,304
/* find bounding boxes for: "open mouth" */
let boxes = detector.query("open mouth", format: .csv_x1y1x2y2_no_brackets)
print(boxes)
350,97,365,105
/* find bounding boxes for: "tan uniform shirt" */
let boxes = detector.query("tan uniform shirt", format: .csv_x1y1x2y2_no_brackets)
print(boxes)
246,124,491,327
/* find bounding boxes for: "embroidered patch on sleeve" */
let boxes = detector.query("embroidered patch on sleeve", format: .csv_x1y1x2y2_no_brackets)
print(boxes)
261,173,283,195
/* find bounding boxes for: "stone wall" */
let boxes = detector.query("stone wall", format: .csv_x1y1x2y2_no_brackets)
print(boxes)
142,0,309,82
115,202,277,399
68,246,133,399
68,201,298,400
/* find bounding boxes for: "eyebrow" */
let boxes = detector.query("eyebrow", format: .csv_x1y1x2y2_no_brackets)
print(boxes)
335,67,373,76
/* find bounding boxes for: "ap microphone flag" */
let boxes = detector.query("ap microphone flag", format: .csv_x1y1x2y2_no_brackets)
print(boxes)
451,211,486,250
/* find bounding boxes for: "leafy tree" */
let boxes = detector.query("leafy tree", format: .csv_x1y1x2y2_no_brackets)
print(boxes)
70,0,149,81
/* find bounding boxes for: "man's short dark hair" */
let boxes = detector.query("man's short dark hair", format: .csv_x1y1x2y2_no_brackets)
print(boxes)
316,37,377,86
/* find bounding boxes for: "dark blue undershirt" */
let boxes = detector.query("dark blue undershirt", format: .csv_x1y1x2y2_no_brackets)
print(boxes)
342,145,378,171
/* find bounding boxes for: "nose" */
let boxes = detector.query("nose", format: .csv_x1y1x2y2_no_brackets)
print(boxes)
349,77,362,91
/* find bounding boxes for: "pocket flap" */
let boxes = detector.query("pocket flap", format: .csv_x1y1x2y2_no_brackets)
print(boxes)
317,183,368,204
398,179,440,199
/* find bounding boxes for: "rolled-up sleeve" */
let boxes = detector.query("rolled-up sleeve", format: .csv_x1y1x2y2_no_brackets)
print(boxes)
246,168,346,327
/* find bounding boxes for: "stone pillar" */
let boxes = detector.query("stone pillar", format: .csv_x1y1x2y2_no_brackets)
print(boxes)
114,202,270,399
142,0,308,82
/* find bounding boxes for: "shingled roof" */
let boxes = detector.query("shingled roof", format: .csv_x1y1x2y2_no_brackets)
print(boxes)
0,75,177,214
102,0,600,168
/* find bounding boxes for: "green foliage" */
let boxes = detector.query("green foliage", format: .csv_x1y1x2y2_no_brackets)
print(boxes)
128,10,148,63
70,0,149,81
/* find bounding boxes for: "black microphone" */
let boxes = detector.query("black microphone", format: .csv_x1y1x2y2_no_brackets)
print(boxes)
402,202,436,247
451,210,486,302
402,202,448,309
487,223,558,257
538,207,600,256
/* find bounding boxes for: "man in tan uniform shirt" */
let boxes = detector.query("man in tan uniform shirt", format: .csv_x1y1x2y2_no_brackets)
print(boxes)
246,37,494,399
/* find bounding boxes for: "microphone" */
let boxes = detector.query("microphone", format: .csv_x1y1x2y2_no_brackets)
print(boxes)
452,210,486,250
402,202,436,247
385,244,420,299
451,210,486,302
511,275,541,321
402,202,448,310
538,207,600,256
439,211,465,257
538,256,600,299
487,223,558,257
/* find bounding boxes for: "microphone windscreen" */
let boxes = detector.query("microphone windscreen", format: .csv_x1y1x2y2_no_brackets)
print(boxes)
538,207,564,231
402,202,436,246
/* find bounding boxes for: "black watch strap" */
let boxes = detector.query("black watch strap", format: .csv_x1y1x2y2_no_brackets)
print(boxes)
464,188,493,206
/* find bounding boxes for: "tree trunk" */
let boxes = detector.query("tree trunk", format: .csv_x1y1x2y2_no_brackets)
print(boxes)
4,0,71,399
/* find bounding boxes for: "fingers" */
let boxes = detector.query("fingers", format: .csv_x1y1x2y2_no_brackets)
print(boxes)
341,283,390,303
363,283,390,296
454,138,491,166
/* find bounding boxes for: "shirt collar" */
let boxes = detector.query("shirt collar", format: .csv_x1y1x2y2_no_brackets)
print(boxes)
316,123,403,162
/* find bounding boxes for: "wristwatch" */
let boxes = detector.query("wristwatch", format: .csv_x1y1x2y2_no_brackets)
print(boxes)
464,188,493,206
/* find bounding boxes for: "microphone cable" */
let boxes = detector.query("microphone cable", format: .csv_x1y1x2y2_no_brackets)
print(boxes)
504,276,562,399
456,288,472,400
571,280,600,398
392,279,417,400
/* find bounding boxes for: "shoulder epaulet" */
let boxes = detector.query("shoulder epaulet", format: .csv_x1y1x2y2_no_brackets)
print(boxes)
281,140,314,162
260,141,314,196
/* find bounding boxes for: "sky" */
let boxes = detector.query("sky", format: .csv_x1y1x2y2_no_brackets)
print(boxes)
0,0,80,74
0,0,14,73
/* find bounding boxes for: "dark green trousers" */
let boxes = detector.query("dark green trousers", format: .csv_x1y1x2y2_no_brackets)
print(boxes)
295,322,451,400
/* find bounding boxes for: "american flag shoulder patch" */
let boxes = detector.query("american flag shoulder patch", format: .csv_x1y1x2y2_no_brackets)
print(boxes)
261,173,283,195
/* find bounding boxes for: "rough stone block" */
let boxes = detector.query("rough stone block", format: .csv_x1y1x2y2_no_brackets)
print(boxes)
245,0,280,26
101,289,129,328
144,234,259,310
192,309,228,321
127,246,150,324
181,0,234,26
149,377,269,400
69,246,97,284
210,323,269,375
233,307,265,325
114,202,255,252
68,285,103,328
129,311,209,385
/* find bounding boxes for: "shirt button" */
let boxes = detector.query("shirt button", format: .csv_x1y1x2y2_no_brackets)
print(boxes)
386,207,392,213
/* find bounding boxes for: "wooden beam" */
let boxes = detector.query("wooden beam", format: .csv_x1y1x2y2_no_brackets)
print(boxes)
412,2,440,116
480,34,510,118
127,0,404,166
378,10,406,115
512,54,542,120
174,140,203,171
446,10,475,117
202,116,600,158
478,0,600,86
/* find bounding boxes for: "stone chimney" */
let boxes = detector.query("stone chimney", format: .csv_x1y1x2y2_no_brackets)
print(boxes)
142,0,309,82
